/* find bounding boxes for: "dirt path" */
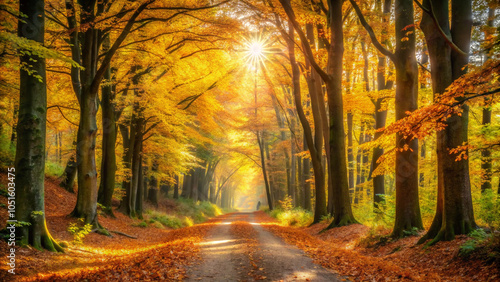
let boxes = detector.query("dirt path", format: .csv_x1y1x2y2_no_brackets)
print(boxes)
186,212,342,282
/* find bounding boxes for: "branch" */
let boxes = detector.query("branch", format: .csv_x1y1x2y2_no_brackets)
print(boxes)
278,0,330,82
47,105,78,126
90,0,154,96
414,0,467,56
348,0,396,61
110,230,137,239
180,47,223,59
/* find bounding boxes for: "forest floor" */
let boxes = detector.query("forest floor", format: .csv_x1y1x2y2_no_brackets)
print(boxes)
0,173,498,281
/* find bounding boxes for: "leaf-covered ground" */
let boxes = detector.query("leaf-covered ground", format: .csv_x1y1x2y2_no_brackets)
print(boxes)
0,174,498,281
0,174,225,281
255,211,499,281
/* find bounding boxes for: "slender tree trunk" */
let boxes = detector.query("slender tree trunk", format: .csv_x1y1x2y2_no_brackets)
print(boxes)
391,0,423,237
480,5,495,193
181,172,191,198
372,20,392,205
174,174,179,199
97,45,117,216
118,122,135,215
326,0,356,228
303,136,311,210
355,124,365,204
10,103,18,148
148,158,159,206
288,20,326,222
129,106,144,217
258,133,273,210
136,156,144,219
15,0,63,251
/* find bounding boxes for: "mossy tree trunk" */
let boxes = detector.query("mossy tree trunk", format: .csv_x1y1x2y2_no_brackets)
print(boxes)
15,0,63,252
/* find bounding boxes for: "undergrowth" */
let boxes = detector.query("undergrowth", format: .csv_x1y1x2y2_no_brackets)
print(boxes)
68,218,93,245
138,199,222,229
267,197,313,227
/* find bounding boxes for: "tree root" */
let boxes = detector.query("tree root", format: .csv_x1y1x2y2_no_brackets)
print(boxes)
110,230,137,239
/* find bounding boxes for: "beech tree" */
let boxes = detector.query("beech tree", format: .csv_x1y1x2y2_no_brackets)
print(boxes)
278,0,357,227
350,0,423,236
14,0,63,251
417,0,477,244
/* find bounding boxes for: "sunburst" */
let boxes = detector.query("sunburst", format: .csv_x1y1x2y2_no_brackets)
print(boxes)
242,34,272,71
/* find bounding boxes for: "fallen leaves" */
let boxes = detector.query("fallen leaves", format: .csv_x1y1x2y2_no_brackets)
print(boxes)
230,220,267,280
254,211,500,282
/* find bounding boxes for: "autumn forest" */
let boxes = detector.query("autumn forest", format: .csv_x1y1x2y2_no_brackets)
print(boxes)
0,0,499,280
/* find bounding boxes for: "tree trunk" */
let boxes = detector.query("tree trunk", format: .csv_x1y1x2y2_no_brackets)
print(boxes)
372,15,392,205
355,124,365,204
10,103,18,148
347,114,354,199
148,159,159,206
288,20,326,222
129,104,144,217
326,0,356,228
118,122,135,215
391,0,423,237
173,174,179,199
480,5,495,193
14,0,63,252
59,152,77,193
71,23,101,228
258,133,273,210
181,172,191,198
418,0,476,244
135,157,144,219
303,135,311,210
97,49,117,216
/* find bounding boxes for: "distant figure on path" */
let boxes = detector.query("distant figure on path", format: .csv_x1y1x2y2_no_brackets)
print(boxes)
256,201,261,211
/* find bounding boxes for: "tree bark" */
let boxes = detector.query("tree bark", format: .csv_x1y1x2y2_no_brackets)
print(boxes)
135,157,144,219
326,0,356,227
303,135,312,210
258,133,273,210
418,0,476,244
173,174,179,199
480,5,495,193
286,19,326,222
97,44,117,216
118,122,135,215
148,159,159,206
391,0,423,237
15,0,63,252
59,152,77,193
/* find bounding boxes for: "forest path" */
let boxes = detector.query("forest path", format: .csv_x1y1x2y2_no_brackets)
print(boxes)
186,212,342,282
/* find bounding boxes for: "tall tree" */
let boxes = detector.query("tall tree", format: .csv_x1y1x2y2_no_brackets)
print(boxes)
15,0,63,251
418,0,476,244
480,3,496,193
280,0,357,227
372,0,393,208
350,0,423,236
71,0,152,229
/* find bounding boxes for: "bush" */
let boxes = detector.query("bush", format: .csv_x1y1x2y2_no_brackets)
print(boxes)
175,198,222,224
459,229,489,257
476,189,500,229
45,161,64,178
132,221,148,228
268,208,313,227
68,218,92,245
146,210,183,229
